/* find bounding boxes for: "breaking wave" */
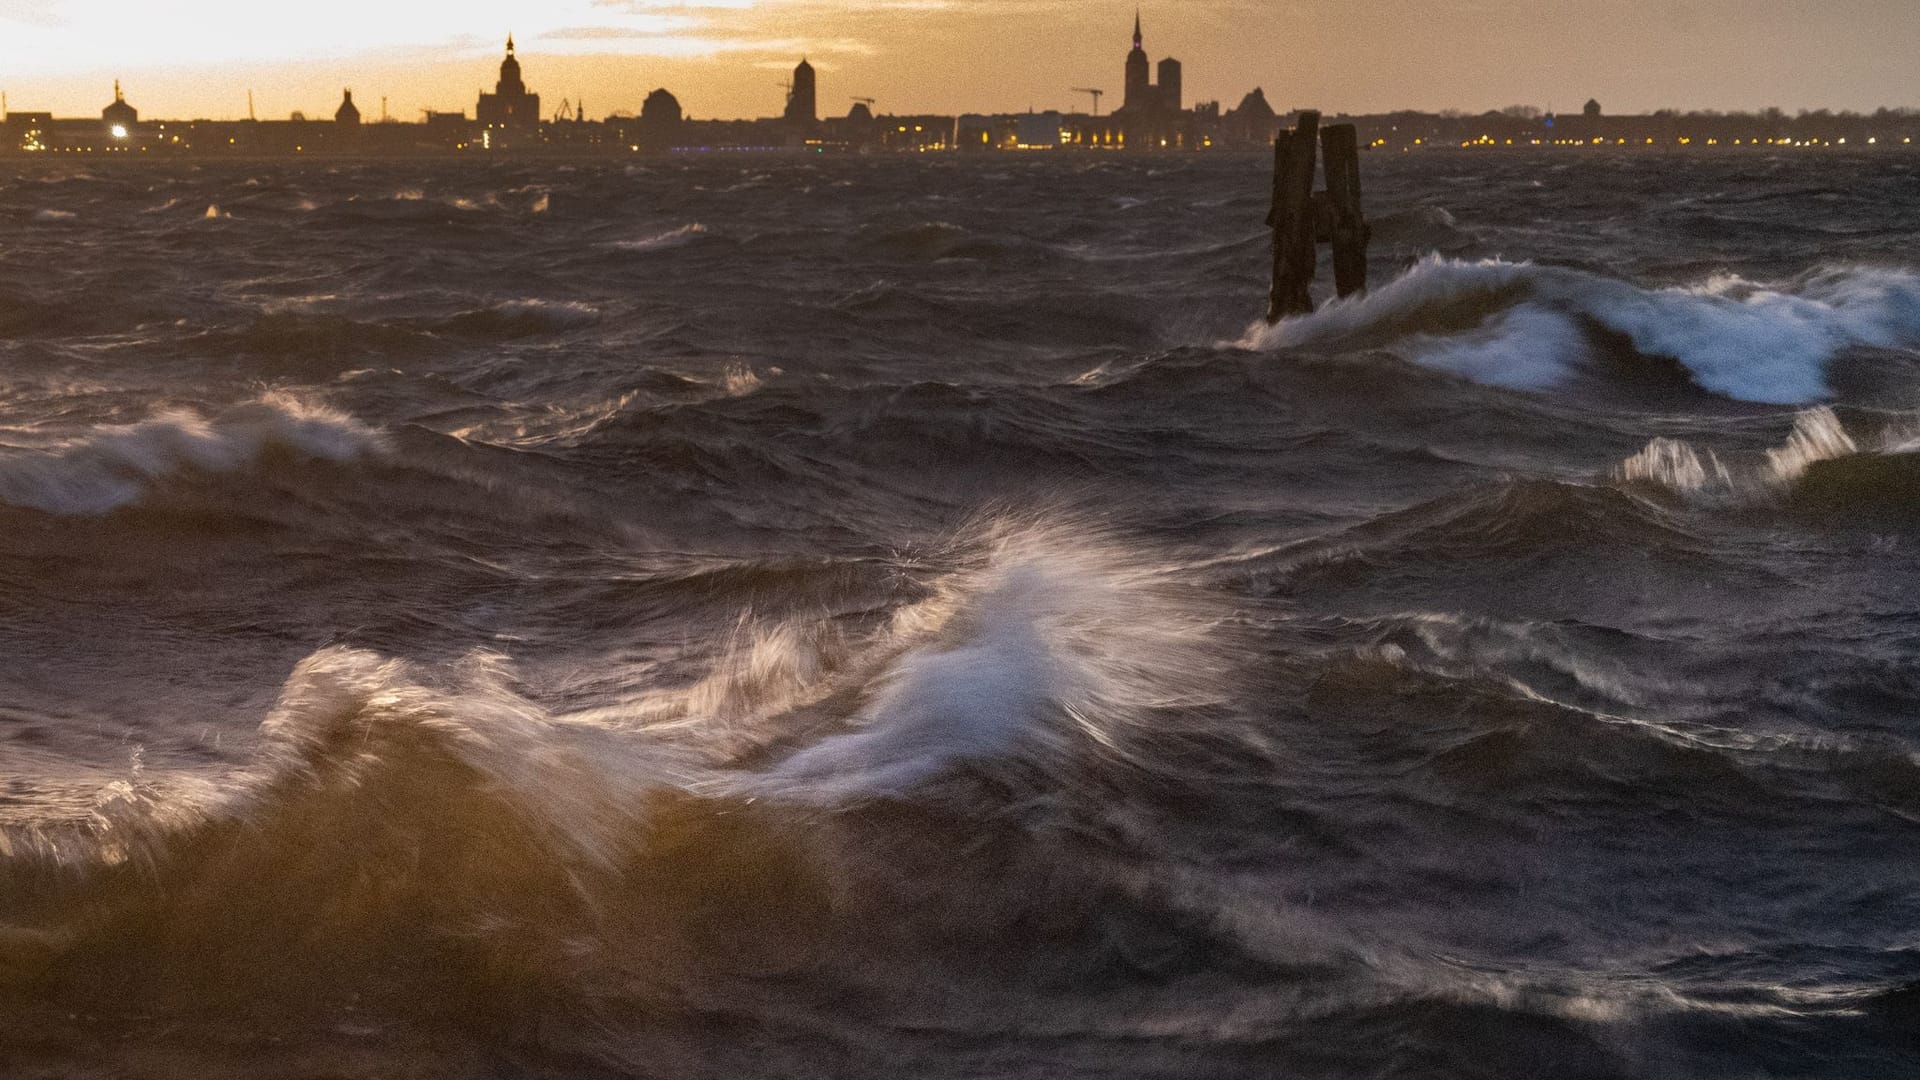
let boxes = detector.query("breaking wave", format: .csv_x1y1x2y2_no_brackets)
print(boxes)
728,522,1232,802
0,521,1253,1028
1615,404,1920,514
607,223,709,252
1244,256,1920,404
435,298,603,336
8,151,1920,1079
0,393,383,515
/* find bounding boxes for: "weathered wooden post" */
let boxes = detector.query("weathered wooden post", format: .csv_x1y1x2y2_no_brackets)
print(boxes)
1266,110,1320,322
1265,111,1370,323
1319,123,1369,299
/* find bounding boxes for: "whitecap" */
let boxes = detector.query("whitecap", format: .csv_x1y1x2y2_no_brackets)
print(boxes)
607,223,709,252
0,392,384,515
1242,255,1920,405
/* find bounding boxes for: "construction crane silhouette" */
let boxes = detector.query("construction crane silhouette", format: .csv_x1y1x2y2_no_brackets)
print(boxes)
1071,88,1104,116
850,96,877,107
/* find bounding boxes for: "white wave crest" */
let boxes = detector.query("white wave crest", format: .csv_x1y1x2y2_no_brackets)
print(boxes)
720,363,763,397
1763,405,1858,485
1618,437,1733,496
253,646,666,870
485,298,602,328
1615,405,1881,502
734,523,1233,803
1413,305,1590,391
0,392,384,515
608,223,709,252
1246,256,1538,354
524,520,1238,806
1243,255,1920,405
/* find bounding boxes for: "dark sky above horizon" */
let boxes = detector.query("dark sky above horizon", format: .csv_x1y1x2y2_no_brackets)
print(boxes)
2,1,1916,122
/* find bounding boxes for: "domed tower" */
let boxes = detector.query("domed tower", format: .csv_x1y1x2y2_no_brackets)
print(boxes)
497,35,526,97
102,80,138,135
335,89,361,125
784,58,817,127
476,35,540,135
1122,12,1150,114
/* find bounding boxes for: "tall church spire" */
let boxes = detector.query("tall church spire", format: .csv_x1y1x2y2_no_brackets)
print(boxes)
1123,7,1151,113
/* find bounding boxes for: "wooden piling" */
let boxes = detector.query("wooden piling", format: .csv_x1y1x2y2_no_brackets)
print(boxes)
1319,123,1369,299
1264,111,1372,323
1266,109,1321,323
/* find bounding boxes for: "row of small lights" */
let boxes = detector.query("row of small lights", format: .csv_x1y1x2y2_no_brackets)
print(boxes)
21,139,1915,154
15,120,1919,155
1423,134,1913,148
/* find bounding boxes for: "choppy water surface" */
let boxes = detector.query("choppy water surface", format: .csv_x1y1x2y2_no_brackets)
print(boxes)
3,153,1920,1078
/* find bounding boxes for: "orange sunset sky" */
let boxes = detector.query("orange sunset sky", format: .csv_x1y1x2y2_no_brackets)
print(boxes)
1,1,1915,123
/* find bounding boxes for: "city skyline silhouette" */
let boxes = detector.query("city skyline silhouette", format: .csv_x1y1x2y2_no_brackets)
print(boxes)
2,2,1916,123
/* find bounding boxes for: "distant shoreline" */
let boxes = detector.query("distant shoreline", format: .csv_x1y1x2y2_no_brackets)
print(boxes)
8,110,1915,160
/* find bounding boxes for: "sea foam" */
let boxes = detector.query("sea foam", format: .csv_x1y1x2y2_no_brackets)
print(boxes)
0,392,383,515
1615,405,1893,503
735,521,1233,803
1244,255,1920,404
608,223,710,252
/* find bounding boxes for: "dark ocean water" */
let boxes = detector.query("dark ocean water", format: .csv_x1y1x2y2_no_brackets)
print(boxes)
3,152,1920,1078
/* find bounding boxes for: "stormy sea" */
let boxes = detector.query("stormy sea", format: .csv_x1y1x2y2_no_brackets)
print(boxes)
2,151,1919,1079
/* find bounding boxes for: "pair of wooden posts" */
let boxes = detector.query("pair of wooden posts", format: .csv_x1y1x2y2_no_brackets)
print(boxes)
1266,110,1370,323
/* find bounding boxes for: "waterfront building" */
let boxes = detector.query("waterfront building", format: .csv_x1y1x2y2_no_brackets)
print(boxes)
877,116,954,152
5,112,53,153
102,81,137,139
1221,87,1280,147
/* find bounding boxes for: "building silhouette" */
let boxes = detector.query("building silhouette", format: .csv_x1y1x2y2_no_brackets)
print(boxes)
1124,14,1151,113
1157,57,1182,112
639,88,683,152
785,58,817,128
102,81,137,135
1118,13,1179,116
1222,87,1279,145
1110,12,1190,148
476,36,539,135
12,14,1890,158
